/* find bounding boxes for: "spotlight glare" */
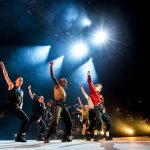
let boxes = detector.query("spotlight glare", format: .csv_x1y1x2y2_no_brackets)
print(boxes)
125,128,134,135
82,17,91,27
71,42,88,58
93,30,108,44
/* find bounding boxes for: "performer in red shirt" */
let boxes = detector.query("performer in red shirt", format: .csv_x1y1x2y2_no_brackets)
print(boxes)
87,71,112,141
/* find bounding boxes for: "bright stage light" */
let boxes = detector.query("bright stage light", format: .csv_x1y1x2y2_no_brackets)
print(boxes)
70,41,88,58
81,17,91,27
93,30,108,44
125,128,134,135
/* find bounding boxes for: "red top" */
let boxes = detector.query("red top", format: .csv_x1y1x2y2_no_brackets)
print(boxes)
87,75,104,106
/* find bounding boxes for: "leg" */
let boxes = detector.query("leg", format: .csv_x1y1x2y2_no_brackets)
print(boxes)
44,105,62,142
93,108,103,141
25,115,37,133
102,112,112,140
61,107,72,142
11,107,29,142
36,118,46,140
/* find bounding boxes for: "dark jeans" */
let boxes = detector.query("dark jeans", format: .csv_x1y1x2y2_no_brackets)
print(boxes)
102,112,112,131
94,104,103,131
88,108,96,133
0,103,29,138
88,106,112,132
46,104,72,138
25,114,46,138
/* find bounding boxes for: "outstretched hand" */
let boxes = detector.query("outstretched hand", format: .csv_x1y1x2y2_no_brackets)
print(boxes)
50,61,53,67
0,61,4,68
87,71,90,75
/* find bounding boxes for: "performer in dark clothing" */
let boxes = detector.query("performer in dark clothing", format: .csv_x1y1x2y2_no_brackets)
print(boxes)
44,62,72,143
0,61,29,142
25,85,46,141
43,100,53,127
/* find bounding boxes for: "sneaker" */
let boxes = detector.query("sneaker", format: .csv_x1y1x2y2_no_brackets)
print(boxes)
15,137,27,142
105,136,113,141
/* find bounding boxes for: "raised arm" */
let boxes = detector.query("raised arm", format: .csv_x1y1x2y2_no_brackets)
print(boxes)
80,84,89,100
87,71,96,95
50,62,59,87
80,84,94,109
78,97,84,109
0,61,14,90
28,85,34,100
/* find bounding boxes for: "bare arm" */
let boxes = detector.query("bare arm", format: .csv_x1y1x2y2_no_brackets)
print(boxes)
80,84,94,108
50,62,59,87
80,84,89,100
78,97,84,109
28,85,34,100
0,61,14,90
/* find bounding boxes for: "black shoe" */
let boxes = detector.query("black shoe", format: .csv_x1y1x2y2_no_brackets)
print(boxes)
82,135,85,140
61,136,72,142
15,137,27,142
44,137,50,143
105,136,113,141
94,135,99,141
86,133,91,141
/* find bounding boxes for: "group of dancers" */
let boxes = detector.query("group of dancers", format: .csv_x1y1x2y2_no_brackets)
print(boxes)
0,60,112,143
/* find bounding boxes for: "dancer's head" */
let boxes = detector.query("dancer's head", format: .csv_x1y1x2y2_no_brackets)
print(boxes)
38,96,44,103
15,76,23,88
46,100,52,108
59,78,67,88
95,83,102,92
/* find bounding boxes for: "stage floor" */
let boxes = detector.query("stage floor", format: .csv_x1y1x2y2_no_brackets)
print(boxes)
0,137,150,150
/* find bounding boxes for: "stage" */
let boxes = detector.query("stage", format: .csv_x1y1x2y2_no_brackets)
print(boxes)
0,137,150,150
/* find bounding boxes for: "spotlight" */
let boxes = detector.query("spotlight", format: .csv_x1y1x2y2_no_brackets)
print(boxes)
125,128,134,135
93,30,108,44
70,41,88,58
81,17,91,27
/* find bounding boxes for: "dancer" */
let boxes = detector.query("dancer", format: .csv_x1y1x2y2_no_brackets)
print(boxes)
76,97,90,140
0,61,29,142
87,71,112,141
44,61,72,143
80,84,112,140
25,85,46,141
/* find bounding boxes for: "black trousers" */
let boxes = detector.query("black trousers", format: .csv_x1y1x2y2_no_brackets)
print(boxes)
0,103,29,138
93,105,103,131
46,104,72,138
102,112,112,131
88,107,112,132
25,114,46,138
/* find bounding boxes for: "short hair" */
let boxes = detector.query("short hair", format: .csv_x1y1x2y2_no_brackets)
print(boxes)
95,83,102,88
15,76,23,81
59,78,67,83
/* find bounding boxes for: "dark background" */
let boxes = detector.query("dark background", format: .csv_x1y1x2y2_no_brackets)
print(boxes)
0,0,149,139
